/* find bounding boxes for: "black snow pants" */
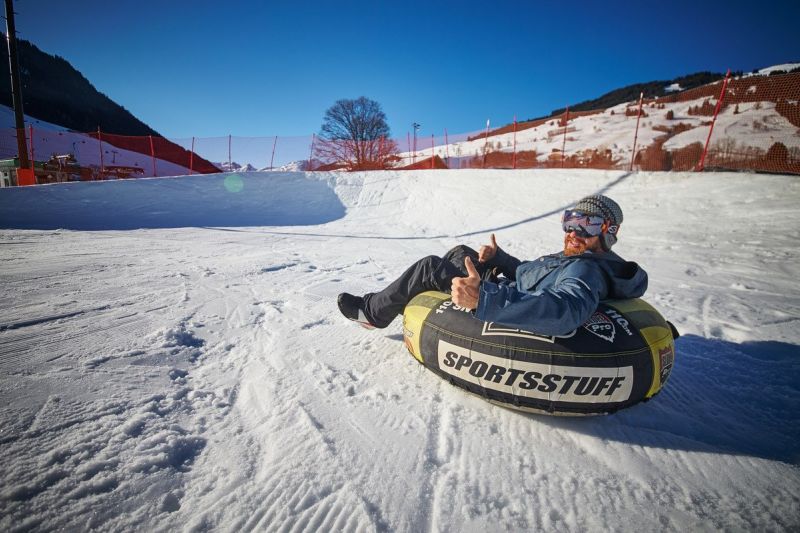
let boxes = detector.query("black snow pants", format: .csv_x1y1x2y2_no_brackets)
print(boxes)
362,245,494,328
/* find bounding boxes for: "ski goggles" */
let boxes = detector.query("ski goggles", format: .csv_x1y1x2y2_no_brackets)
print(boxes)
561,210,607,238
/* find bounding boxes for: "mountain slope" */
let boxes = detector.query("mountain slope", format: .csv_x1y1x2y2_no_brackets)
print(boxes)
0,34,159,136
546,71,726,117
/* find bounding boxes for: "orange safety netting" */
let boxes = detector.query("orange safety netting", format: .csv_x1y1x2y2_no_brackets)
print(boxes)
88,131,220,174
633,71,800,174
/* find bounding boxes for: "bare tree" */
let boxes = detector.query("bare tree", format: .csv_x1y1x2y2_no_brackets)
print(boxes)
314,97,398,170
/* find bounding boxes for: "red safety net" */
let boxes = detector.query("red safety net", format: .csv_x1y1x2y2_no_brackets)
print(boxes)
633,71,800,173
88,131,220,175
182,134,316,172
702,72,800,174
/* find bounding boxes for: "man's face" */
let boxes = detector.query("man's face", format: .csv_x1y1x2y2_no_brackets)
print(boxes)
564,231,602,256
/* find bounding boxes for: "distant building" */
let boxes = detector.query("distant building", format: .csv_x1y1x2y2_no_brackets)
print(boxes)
0,158,46,187
0,155,143,186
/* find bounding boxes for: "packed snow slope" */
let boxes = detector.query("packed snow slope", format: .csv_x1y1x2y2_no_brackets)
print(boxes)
1,169,799,532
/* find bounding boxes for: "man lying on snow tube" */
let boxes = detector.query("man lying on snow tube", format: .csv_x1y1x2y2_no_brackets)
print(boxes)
337,195,677,414
402,291,676,415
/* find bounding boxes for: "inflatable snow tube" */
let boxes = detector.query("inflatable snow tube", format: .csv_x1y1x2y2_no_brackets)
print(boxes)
402,291,676,416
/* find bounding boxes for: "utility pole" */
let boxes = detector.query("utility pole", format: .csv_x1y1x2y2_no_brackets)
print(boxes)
5,0,30,170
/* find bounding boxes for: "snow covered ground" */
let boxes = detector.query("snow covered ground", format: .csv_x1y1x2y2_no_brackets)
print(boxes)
1,169,798,531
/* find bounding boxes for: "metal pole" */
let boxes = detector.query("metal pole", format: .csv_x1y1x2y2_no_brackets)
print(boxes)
4,0,29,169
308,133,315,170
412,123,420,164
629,92,644,171
444,128,449,168
698,70,731,171
270,135,277,170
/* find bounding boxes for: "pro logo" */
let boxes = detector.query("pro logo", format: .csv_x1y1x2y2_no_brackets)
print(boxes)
583,312,615,342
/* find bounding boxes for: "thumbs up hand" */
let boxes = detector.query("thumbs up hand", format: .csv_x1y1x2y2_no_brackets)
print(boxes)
451,257,481,310
478,233,498,263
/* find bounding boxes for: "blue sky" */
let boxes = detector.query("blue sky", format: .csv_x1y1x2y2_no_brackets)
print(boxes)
14,0,800,141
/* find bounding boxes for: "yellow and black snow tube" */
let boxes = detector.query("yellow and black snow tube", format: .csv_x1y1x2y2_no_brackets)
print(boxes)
402,291,676,416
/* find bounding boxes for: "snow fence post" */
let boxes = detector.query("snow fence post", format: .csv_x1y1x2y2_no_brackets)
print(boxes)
97,127,104,180
482,119,490,169
149,135,156,177
512,115,517,169
630,92,644,171
561,107,569,168
697,69,731,172
28,124,34,166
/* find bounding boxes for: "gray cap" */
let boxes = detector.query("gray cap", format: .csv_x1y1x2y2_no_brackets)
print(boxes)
572,195,623,250
573,194,623,225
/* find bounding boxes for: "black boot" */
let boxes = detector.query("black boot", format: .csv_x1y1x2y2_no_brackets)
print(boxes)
337,293,378,329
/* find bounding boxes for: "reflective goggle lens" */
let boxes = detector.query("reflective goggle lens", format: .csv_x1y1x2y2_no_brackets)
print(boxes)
561,210,606,237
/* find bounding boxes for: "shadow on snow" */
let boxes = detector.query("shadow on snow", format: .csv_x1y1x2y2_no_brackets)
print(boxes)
0,173,346,230
538,334,800,464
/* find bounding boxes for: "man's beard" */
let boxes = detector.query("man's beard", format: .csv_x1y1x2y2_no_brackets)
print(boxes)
564,234,594,256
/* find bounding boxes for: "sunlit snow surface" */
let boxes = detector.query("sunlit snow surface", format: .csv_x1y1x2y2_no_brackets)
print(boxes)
1,170,798,531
